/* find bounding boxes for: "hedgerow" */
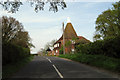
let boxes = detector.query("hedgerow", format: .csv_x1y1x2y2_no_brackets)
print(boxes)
75,36,120,58
2,42,30,65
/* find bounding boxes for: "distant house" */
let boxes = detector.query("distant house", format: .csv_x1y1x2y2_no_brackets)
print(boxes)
53,21,90,55
46,47,52,56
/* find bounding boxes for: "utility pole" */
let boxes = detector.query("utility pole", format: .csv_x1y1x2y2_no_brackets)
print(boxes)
62,22,65,54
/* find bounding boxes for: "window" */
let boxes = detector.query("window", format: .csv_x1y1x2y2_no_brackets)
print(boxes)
56,50,58,53
54,44,57,48
57,43,59,47
71,49,75,52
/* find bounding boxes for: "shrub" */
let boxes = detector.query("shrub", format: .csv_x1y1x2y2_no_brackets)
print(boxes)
59,46,63,54
75,36,120,58
2,42,30,65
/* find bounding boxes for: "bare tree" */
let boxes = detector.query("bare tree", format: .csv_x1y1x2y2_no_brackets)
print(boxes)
44,39,57,50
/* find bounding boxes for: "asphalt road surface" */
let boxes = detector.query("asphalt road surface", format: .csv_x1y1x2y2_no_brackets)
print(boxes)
11,56,119,79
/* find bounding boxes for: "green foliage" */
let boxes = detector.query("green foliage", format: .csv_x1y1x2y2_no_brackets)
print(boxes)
59,46,63,54
2,42,31,65
1,16,34,48
3,55,34,78
65,40,71,47
94,1,120,40
76,36,120,58
75,38,90,45
59,53,120,72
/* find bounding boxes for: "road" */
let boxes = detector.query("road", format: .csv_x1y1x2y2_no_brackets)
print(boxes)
11,56,119,79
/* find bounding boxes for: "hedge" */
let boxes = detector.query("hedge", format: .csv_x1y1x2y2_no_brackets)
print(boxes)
2,42,30,65
75,36,120,58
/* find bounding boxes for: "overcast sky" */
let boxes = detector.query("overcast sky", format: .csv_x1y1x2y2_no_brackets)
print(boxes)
0,1,119,53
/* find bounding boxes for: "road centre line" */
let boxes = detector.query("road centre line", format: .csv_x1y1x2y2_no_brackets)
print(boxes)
46,57,48,60
48,59,52,63
46,58,52,63
46,57,63,78
52,64,64,78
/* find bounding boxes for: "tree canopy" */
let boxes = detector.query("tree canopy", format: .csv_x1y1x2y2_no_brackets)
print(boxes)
94,1,120,41
1,16,34,48
0,0,67,13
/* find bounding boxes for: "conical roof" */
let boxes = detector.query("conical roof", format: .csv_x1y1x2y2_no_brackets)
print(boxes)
64,23,78,39
54,22,78,44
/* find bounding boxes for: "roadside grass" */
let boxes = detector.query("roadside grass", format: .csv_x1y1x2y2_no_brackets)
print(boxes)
59,53,120,73
2,55,34,78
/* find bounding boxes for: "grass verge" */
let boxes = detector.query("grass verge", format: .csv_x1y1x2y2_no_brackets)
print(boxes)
59,53,120,73
2,55,34,78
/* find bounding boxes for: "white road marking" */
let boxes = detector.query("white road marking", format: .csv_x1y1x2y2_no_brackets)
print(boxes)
46,57,63,78
52,64,64,78
46,57,48,59
48,59,52,63
46,58,52,63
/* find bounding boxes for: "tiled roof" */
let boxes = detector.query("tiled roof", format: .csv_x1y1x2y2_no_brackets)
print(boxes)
64,23,78,39
77,36,90,42
54,22,78,44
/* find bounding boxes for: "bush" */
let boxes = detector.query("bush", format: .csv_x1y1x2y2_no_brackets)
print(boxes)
3,55,34,78
59,46,63,54
2,42,30,65
75,36,120,58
